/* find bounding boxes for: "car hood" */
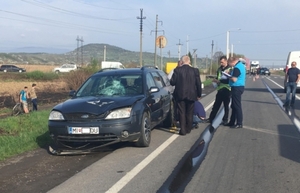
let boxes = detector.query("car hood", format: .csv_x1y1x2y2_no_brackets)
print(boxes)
53,95,144,115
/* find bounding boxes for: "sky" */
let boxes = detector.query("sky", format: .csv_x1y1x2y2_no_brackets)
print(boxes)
1,0,300,67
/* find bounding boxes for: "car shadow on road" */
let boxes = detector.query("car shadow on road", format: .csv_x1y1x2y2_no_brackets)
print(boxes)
277,124,300,163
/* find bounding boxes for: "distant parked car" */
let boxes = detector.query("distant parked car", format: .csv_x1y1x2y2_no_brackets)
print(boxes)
260,68,271,76
48,66,174,154
53,63,77,73
0,64,26,73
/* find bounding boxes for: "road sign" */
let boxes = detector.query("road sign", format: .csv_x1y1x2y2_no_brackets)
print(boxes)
156,36,167,48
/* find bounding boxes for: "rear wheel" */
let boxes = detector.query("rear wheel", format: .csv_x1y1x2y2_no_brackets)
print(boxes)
55,70,59,74
135,112,151,147
19,70,22,73
3,69,7,73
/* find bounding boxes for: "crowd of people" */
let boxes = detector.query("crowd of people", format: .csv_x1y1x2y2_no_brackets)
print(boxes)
169,55,246,135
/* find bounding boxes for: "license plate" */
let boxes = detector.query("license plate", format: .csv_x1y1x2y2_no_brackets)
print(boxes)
68,127,99,134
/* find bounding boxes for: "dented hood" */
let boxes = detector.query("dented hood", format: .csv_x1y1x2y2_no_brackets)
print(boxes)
53,96,143,115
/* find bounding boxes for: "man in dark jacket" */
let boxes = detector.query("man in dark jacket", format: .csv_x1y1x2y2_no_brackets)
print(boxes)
207,56,231,125
170,55,202,135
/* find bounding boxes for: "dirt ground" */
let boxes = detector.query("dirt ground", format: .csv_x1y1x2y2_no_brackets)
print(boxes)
0,85,216,193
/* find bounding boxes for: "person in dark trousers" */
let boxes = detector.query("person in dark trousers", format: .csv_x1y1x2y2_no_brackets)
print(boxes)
168,60,183,125
283,61,300,108
170,55,202,135
206,56,231,125
224,57,246,128
29,83,38,111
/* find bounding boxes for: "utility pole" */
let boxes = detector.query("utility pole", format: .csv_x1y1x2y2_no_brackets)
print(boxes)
151,15,163,66
167,50,170,59
186,35,189,55
210,40,214,75
76,36,80,64
205,55,208,73
137,8,146,67
192,49,197,68
80,36,84,66
103,45,106,62
176,39,183,61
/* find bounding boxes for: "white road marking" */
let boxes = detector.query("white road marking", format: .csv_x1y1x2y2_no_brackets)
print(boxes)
243,125,300,139
264,78,300,133
106,100,215,193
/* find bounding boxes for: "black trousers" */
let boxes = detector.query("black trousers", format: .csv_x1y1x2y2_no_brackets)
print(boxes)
209,88,231,123
31,98,38,111
229,86,244,125
177,100,194,135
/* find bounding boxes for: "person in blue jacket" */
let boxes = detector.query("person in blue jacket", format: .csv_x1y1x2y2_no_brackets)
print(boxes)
224,57,246,128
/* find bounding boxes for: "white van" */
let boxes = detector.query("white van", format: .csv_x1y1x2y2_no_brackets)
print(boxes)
284,51,300,92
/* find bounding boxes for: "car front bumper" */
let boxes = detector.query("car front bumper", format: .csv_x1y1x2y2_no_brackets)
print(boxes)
48,116,141,150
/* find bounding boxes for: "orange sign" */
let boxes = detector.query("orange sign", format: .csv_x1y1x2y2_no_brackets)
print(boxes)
156,36,167,48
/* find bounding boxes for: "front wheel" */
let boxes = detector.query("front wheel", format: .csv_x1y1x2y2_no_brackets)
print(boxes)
12,103,22,116
135,112,151,147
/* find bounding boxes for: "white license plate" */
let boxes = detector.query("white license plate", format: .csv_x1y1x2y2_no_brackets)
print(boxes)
68,127,99,134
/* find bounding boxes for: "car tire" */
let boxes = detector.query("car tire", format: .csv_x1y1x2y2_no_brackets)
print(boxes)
163,100,175,128
55,70,59,74
135,112,151,147
19,70,22,73
3,69,7,73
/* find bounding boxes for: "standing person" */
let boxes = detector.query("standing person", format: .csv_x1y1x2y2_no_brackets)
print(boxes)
224,57,246,128
168,60,182,80
19,86,29,114
29,83,38,111
206,56,231,125
168,60,183,125
283,61,300,108
170,55,202,135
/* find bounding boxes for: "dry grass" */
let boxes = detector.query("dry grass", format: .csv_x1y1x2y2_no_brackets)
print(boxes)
0,81,68,101
18,64,59,72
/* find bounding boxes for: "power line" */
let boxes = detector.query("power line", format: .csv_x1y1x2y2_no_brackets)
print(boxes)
21,0,134,21
72,0,136,10
0,10,135,35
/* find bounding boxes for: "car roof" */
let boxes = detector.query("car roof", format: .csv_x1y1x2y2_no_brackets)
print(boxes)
94,66,161,76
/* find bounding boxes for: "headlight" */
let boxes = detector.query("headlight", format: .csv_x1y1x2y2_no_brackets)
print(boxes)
49,111,65,120
105,107,132,119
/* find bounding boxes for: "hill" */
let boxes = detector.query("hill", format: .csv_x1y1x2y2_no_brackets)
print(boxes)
0,43,207,68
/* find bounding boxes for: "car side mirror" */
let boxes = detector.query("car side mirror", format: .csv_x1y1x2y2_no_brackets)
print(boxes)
69,90,76,97
149,87,159,93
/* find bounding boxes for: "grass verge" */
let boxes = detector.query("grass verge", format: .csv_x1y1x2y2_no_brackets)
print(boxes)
0,110,51,161
203,79,212,86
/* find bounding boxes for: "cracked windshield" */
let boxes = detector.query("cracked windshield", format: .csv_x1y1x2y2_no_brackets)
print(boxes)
76,74,143,97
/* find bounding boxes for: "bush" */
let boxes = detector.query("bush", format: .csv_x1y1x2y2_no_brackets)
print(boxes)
62,67,99,90
24,71,58,80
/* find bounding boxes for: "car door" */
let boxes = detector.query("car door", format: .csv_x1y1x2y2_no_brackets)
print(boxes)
150,72,168,122
145,73,161,126
9,66,15,72
157,71,173,119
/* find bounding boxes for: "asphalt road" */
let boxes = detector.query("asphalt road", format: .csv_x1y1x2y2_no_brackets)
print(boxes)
1,76,300,193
